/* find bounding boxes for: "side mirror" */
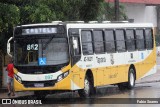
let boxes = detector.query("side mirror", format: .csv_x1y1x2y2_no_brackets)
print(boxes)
7,37,13,57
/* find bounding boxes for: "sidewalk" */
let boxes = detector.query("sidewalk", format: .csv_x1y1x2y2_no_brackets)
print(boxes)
0,91,33,99
0,66,160,98
136,65,160,84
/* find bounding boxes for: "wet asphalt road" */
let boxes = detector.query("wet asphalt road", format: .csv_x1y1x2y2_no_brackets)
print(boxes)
9,82,160,107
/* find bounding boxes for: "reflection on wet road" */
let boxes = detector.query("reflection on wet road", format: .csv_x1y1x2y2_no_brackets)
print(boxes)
14,82,160,107
45,82,160,99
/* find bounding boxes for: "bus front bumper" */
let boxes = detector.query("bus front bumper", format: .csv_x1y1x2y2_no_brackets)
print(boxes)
14,74,73,91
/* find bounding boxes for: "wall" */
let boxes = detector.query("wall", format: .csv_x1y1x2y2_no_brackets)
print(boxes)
157,6,160,32
0,54,11,88
2,67,7,88
2,55,11,88
0,55,2,88
124,3,157,27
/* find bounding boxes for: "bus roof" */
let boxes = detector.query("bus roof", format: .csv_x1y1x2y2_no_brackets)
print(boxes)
66,23,153,29
19,22,153,28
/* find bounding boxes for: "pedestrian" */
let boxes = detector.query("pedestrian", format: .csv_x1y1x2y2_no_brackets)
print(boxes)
6,59,15,96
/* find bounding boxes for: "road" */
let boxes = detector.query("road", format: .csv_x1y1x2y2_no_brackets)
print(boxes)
7,82,159,107
44,82,160,99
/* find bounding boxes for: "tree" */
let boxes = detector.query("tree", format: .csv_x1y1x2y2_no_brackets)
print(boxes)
0,3,20,54
97,2,127,21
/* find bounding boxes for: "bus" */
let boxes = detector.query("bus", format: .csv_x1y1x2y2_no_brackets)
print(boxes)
7,21,157,98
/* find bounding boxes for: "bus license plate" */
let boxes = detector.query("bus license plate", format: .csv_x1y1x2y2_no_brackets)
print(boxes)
34,83,44,87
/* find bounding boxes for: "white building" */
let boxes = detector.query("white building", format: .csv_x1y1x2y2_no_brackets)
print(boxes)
107,0,160,31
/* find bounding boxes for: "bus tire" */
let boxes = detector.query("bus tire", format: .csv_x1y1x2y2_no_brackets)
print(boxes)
78,75,94,98
127,68,135,89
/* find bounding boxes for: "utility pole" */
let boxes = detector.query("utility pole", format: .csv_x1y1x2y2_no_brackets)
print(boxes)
115,0,119,21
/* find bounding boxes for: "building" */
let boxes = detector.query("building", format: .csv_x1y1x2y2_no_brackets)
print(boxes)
106,0,160,33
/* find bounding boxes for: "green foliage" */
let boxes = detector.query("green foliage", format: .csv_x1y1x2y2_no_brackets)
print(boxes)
79,0,104,21
20,3,56,24
0,3,20,32
97,2,127,21
0,3,20,54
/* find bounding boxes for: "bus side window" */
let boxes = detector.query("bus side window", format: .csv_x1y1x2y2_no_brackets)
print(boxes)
115,29,126,52
126,29,136,51
135,29,145,50
93,30,104,54
104,30,116,53
81,31,94,55
145,29,153,49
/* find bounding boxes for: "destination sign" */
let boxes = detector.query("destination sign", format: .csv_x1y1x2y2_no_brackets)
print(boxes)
22,27,57,35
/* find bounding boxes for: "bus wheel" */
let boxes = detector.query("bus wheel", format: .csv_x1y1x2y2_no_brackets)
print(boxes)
78,75,94,98
127,68,135,89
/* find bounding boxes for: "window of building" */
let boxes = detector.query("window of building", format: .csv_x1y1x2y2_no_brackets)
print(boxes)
135,29,145,50
104,30,116,53
81,31,93,55
145,29,153,49
93,31,104,54
126,29,136,51
115,30,126,52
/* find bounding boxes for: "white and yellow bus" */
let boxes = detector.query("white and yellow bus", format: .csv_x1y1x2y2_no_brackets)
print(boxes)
7,21,156,98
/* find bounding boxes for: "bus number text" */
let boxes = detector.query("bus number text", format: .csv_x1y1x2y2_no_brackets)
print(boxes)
84,57,93,62
27,44,38,50
45,75,53,80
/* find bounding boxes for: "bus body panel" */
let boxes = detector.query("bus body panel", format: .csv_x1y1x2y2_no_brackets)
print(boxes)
13,46,156,91
11,22,156,92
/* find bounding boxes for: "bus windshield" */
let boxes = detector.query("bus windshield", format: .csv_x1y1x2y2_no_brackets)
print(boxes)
15,37,69,66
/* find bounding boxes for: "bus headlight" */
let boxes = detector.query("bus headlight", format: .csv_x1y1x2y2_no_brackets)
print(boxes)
14,74,22,83
57,71,69,82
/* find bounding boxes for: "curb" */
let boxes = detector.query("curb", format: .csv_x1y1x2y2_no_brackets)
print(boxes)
136,80,160,84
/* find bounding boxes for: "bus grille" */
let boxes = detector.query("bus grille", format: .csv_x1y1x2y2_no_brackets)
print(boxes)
22,80,56,88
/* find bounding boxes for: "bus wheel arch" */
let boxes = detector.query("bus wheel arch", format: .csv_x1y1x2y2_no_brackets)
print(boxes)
118,64,136,90
78,69,96,97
